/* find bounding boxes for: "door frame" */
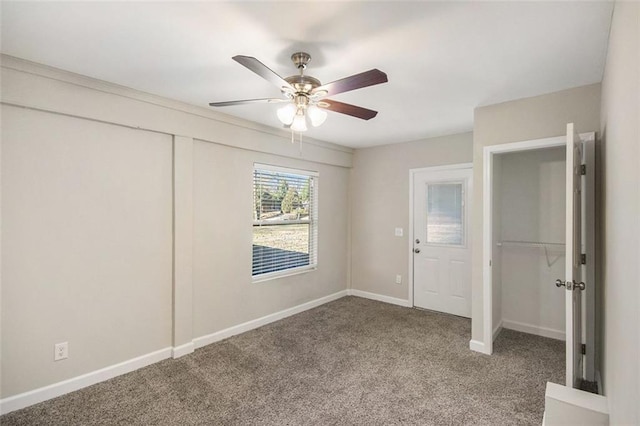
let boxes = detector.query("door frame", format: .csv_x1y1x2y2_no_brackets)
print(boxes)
481,133,594,356
409,162,473,308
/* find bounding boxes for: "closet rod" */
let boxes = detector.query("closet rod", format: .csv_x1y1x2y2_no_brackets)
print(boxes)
496,240,565,247
497,240,565,267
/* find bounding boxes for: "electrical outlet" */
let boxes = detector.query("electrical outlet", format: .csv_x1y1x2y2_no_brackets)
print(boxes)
54,342,68,361
395,274,402,284
394,228,403,237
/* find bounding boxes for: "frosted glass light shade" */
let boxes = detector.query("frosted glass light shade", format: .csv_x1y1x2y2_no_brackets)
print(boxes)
277,103,297,125
291,113,308,132
307,105,327,127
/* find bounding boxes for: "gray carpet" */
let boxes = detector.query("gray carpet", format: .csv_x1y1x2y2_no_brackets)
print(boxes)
1,297,564,425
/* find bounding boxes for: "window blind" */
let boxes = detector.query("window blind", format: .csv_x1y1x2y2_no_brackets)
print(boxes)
252,164,318,279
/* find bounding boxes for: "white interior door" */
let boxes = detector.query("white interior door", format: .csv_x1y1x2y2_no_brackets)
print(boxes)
413,168,472,317
564,123,584,388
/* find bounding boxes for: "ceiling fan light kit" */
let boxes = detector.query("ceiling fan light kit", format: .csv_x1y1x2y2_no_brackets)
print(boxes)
276,103,296,125
291,112,308,132
209,51,388,134
307,105,327,127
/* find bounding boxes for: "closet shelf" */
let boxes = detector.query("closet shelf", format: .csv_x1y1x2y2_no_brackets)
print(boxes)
496,240,565,247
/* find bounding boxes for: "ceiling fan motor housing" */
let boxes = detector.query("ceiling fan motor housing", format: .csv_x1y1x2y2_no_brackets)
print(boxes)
285,75,321,95
285,51,322,101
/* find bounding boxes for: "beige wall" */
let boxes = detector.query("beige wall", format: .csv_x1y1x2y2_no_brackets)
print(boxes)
193,141,349,337
350,133,473,300
1,106,174,396
599,2,639,423
0,56,352,400
472,84,601,343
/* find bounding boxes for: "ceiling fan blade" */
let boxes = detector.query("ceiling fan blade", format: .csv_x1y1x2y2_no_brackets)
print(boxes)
209,98,288,107
312,69,387,97
320,99,378,120
232,55,294,92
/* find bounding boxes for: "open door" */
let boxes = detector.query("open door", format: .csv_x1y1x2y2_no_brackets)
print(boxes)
562,123,585,388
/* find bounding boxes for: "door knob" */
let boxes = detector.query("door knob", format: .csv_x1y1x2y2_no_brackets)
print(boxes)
555,279,566,288
572,281,586,291
414,248,421,254
415,239,420,244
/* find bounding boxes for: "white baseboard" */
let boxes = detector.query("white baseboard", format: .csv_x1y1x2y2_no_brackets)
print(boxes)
502,319,565,341
0,347,172,415
469,339,491,354
193,290,348,349
172,342,195,359
347,289,411,307
1,290,351,415
493,320,503,341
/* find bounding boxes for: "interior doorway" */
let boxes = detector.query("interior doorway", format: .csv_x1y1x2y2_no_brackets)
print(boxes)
410,164,472,317
491,146,567,342
481,126,596,390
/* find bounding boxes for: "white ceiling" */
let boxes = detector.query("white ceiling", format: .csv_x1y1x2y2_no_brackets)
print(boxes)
1,1,613,148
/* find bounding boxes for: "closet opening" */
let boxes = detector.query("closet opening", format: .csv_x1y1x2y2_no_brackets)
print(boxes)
491,146,567,344
481,128,597,391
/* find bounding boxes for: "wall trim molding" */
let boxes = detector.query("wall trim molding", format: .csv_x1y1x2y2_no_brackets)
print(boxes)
482,135,572,355
347,289,411,307
493,319,503,341
469,339,490,354
0,54,353,168
0,347,173,415
172,135,195,356
172,342,195,359
502,319,565,341
193,290,348,349
0,54,351,155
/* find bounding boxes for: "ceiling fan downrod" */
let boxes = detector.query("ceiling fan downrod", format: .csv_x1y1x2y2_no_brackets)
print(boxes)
284,52,321,96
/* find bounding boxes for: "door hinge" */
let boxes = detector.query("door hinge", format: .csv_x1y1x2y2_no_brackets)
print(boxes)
580,253,587,265
581,344,586,355
580,164,587,175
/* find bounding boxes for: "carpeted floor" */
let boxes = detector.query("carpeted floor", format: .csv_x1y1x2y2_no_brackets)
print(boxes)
2,296,564,425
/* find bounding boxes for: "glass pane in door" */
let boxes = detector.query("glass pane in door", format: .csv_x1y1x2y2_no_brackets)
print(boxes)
426,182,464,245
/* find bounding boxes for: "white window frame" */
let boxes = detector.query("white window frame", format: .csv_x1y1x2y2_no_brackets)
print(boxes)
252,163,319,282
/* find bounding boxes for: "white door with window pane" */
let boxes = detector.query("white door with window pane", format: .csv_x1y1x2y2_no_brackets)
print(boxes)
413,168,472,317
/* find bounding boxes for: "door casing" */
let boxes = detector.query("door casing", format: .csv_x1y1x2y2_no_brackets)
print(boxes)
479,132,596,387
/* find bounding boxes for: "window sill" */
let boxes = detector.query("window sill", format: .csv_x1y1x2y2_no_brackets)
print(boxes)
252,265,317,283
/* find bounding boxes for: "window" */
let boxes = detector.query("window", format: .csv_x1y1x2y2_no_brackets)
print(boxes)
252,164,318,280
425,182,464,245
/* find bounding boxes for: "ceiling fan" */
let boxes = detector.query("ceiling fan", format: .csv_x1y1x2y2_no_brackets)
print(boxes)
209,52,388,132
